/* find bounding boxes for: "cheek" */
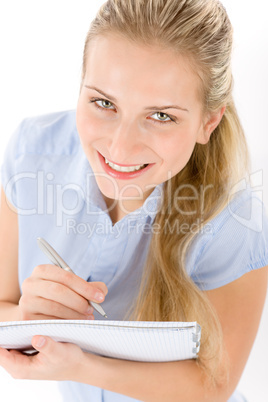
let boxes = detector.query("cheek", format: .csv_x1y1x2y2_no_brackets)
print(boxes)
160,132,197,164
76,104,102,146
155,130,198,179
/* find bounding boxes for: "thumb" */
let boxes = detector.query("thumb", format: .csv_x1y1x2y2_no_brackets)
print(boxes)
31,335,59,356
32,335,47,350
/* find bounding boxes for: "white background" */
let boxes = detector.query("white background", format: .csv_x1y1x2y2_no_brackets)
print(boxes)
0,1,267,401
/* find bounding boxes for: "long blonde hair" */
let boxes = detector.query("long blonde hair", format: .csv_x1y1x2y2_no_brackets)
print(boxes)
82,0,250,386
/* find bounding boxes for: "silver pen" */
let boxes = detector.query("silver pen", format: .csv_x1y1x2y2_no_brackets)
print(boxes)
37,237,108,318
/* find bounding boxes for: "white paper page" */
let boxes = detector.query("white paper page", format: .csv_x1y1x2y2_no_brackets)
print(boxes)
0,320,201,362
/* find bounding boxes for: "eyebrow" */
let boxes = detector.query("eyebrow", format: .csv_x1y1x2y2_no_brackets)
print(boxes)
84,85,189,112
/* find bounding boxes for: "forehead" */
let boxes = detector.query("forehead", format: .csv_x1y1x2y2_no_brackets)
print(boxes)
85,34,202,108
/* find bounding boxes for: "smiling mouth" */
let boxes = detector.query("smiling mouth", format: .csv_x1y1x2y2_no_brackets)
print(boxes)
104,158,149,172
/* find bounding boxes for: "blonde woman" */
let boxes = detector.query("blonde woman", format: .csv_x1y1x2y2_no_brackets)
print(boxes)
0,0,267,401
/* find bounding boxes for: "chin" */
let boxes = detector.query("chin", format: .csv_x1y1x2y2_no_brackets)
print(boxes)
96,176,146,201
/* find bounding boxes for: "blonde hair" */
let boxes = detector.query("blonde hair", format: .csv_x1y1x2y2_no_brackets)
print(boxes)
81,0,250,387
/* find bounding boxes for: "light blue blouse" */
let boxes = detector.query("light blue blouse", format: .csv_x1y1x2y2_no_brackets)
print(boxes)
1,110,268,402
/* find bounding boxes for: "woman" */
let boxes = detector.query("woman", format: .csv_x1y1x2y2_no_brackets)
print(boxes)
0,0,267,401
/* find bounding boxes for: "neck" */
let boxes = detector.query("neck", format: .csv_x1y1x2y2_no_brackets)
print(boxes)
103,189,154,225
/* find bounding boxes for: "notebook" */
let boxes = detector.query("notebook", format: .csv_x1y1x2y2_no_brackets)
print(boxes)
0,320,201,362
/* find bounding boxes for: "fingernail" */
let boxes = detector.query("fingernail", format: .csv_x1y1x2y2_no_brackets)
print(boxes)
86,315,95,320
94,292,104,302
86,306,94,314
35,336,46,348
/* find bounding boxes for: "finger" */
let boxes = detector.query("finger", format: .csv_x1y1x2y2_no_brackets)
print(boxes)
91,281,109,297
22,296,95,320
35,280,96,316
0,347,31,379
28,313,94,321
31,335,47,350
31,335,82,364
0,348,15,374
32,265,107,303
31,335,68,356
8,350,22,355
0,347,11,360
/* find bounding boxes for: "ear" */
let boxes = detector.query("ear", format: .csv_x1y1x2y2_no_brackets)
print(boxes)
196,106,226,145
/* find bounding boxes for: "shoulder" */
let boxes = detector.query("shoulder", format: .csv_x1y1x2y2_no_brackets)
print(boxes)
186,186,268,290
12,110,79,158
210,186,264,234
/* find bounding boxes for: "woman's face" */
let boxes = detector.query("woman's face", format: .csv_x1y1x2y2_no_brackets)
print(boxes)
76,34,218,211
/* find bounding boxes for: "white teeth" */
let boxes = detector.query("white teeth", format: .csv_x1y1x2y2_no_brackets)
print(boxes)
105,158,146,172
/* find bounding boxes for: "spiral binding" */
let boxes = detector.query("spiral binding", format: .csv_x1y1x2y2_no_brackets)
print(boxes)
192,324,201,355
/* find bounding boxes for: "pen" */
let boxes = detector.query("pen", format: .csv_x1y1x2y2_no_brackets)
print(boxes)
37,237,108,318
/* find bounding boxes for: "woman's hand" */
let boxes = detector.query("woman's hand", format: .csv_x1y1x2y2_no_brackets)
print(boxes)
0,335,92,381
18,264,108,320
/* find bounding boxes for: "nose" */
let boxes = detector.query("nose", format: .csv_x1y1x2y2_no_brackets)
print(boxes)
107,121,142,163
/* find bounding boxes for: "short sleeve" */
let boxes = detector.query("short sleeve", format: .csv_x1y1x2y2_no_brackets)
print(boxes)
187,190,268,290
1,110,78,210
0,120,26,208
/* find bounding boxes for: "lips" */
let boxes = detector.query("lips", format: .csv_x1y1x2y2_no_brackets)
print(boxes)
104,157,148,172
97,151,154,180
104,154,148,168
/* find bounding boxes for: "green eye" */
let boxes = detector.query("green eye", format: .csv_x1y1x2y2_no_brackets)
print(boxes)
151,112,172,123
101,100,113,108
149,111,176,125
157,112,169,121
90,98,115,111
